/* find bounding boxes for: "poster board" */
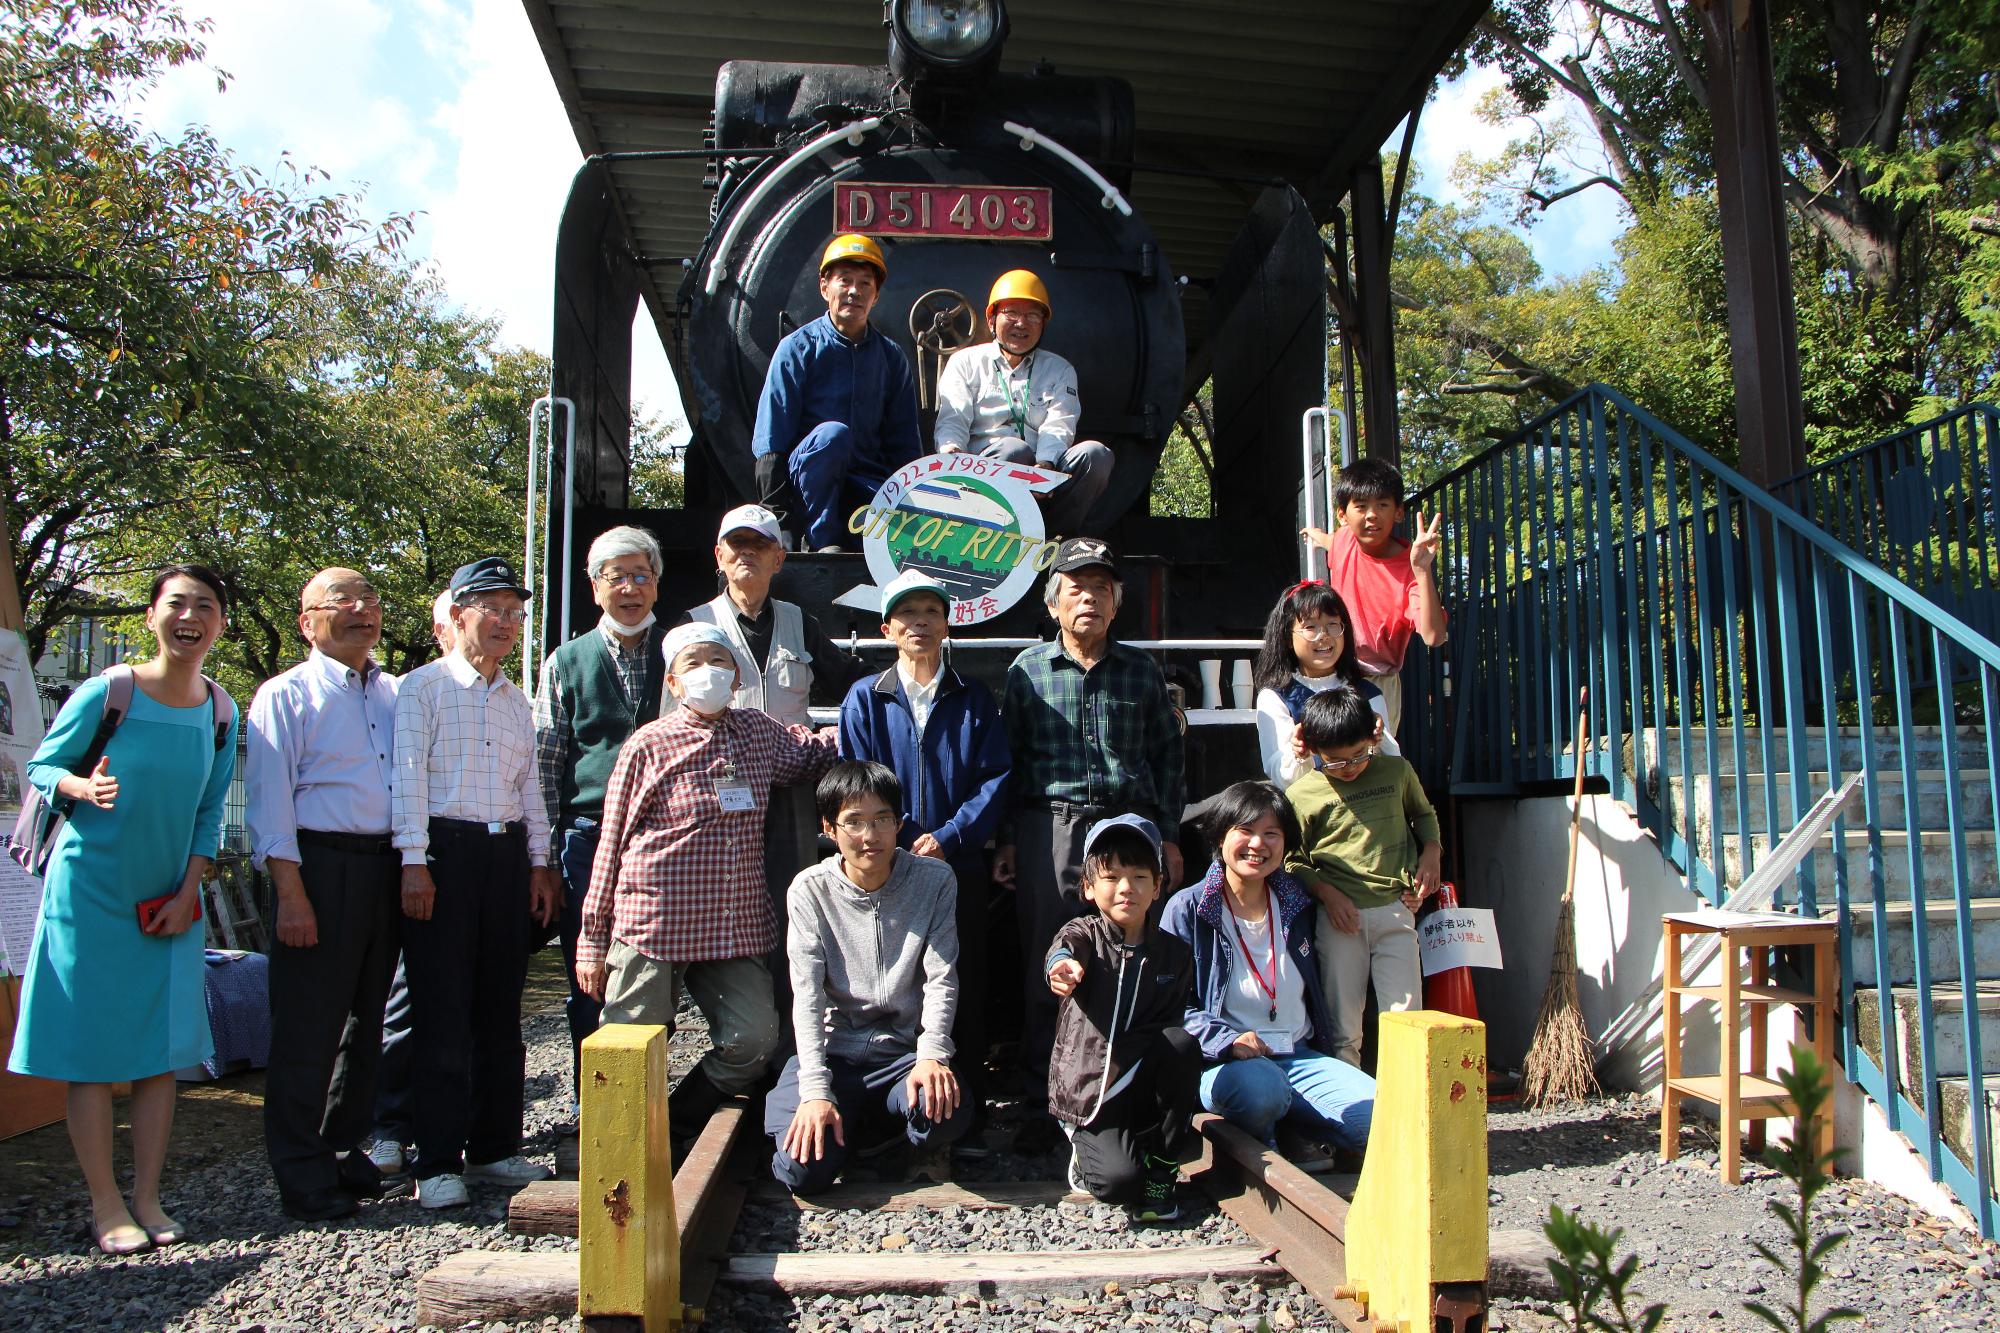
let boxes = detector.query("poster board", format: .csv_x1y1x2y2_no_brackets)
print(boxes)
0,627,63,1136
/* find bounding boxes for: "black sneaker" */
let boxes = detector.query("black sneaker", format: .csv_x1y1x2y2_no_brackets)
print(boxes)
951,1124,995,1161
1127,1159,1180,1223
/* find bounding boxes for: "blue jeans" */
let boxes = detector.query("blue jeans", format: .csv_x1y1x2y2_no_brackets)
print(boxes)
558,821,605,1102
1198,1048,1375,1152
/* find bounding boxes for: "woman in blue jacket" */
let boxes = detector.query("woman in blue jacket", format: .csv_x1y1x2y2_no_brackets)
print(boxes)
838,570,1010,1145
1160,780,1373,1164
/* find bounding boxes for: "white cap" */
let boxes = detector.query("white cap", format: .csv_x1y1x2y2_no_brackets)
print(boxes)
881,568,952,618
662,622,734,668
717,503,783,544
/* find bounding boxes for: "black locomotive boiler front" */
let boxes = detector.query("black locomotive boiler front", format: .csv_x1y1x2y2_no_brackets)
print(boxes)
677,29,1185,533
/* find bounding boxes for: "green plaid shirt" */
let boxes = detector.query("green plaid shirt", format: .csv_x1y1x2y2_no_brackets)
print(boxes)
1000,638,1185,837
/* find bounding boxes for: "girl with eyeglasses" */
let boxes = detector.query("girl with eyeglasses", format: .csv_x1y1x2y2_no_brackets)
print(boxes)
1249,580,1398,789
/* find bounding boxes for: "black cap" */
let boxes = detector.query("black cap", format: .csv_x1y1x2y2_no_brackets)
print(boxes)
450,556,532,600
1051,537,1116,575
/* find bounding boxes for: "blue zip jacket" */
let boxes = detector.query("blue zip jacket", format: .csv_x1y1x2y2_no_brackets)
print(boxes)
1160,862,1337,1063
837,663,1011,867
751,314,923,468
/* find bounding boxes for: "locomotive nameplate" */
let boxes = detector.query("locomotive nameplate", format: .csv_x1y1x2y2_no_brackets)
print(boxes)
834,183,1053,242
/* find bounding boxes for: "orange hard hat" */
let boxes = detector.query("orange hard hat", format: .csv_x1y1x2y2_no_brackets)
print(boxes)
820,233,887,279
986,269,1051,322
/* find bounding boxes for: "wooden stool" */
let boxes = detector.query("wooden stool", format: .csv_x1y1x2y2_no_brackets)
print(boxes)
1660,911,1838,1183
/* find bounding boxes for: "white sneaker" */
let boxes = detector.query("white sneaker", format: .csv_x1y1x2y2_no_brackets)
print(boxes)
463,1154,553,1185
417,1173,469,1209
365,1139,406,1175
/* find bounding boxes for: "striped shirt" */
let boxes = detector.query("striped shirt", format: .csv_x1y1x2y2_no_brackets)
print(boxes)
392,652,552,867
578,705,837,967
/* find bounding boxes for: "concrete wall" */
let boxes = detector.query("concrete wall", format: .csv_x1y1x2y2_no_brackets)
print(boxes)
1460,794,1977,1230
1461,793,1709,1088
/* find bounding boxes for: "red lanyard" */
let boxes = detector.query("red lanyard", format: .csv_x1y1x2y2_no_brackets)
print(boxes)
1229,908,1282,1022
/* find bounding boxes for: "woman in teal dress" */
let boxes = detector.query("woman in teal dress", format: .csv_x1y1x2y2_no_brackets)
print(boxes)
8,566,238,1254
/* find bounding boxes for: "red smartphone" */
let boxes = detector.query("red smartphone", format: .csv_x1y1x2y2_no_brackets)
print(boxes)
136,890,201,932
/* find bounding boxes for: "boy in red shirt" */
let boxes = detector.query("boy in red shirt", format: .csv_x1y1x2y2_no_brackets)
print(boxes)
1303,457,1446,732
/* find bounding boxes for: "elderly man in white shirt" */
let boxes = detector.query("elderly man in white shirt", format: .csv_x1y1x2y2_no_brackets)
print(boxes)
932,269,1112,537
248,567,402,1223
391,556,559,1209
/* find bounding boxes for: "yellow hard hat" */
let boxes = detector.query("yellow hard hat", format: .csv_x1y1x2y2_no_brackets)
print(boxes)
820,233,887,279
987,269,1051,322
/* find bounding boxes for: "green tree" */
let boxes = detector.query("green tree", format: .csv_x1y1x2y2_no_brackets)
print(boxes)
1450,1,1998,456
0,0,406,659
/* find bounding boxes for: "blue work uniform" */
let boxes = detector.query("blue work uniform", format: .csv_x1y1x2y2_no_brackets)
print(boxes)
752,315,923,549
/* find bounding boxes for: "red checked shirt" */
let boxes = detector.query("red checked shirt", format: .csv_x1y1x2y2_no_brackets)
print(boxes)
578,705,837,967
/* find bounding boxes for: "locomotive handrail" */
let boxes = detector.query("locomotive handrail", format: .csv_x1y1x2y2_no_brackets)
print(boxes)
524,394,575,696
704,116,887,296
1002,121,1134,216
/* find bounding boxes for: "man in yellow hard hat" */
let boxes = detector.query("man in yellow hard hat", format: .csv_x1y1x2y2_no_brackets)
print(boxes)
932,270,1112,536
752,234,923,552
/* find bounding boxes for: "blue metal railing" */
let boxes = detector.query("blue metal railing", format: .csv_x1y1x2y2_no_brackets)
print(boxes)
1403,386,2000,1236
1775,404,2000,651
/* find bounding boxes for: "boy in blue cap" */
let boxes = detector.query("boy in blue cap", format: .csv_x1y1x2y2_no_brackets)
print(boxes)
1043,814,1199,1222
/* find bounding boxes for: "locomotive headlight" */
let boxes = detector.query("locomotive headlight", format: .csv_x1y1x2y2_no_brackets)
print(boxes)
887,0,1007,85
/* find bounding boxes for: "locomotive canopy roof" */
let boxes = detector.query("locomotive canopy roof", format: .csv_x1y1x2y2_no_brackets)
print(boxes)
521,0,1489,353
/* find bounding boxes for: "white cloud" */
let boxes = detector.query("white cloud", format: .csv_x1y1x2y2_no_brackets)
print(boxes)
1413,51,1631,282
128,0,688,436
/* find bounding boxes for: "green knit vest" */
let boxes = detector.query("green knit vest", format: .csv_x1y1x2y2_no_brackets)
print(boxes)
551,626,663,823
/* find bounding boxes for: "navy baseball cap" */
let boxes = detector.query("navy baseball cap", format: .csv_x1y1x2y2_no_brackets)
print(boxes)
450,556,531,599
1082,813,1162,861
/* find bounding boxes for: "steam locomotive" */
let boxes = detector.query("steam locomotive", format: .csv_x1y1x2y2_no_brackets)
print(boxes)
676,0,1186,535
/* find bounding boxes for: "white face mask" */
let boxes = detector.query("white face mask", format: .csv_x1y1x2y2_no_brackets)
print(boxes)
675,664,735,714
600,610,656,638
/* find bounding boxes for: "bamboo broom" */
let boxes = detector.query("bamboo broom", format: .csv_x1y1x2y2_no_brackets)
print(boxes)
1521,690,1604,1107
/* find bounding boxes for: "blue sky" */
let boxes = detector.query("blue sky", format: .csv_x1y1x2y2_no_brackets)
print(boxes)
135,1,1630,430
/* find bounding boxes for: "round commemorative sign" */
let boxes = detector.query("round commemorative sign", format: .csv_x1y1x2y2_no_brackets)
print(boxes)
836,453,1069,625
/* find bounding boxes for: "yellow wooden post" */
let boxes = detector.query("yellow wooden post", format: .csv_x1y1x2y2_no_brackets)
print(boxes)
579,1023,677,1329
1342,1012,1488,1332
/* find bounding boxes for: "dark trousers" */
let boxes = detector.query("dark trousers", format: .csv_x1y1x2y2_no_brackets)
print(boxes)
370,954,413,1146
763,782,820,1055
1014,806,1097,1081
263,836,400,1203
1071,1026,1202,1207
557,820,605,1102
402,820,532,1180
949,854,991,1116
764,1050,973,1195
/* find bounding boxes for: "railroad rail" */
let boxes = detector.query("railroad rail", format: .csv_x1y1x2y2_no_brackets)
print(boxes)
416,1013,1512,1331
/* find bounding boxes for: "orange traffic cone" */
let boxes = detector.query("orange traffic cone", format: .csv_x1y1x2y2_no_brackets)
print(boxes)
1423,882,1482,1020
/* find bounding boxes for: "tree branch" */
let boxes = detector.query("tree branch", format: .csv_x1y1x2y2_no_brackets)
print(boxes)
1528,174,1627,209
1869,1,1931,156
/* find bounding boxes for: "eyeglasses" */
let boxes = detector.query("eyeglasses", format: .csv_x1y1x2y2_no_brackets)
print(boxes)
1296,620,1345,642
997,308,1045,324
1321,747,1379,773
465,603,529,625
310,593,383,612
594,570,655,587
835,813,901,835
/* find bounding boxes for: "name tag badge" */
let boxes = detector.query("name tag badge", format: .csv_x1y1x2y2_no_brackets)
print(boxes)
715,780,757,813
1255,1028,1296,1057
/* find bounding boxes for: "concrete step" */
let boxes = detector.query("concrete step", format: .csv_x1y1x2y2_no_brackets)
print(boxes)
1669,770,1995,843
1937,1075,2000,1199
1844,899,2000,987
1854,983,2000,1093
1716,828,1998,901
1633,725,1983,778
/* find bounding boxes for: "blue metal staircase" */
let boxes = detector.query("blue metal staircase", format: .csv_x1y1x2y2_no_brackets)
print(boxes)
1399,387,2000,1238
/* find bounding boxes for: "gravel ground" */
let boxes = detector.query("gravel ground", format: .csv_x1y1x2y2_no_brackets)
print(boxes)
3,960,1996,1332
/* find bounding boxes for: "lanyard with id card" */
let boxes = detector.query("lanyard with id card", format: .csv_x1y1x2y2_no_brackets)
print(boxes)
714,756,756,813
